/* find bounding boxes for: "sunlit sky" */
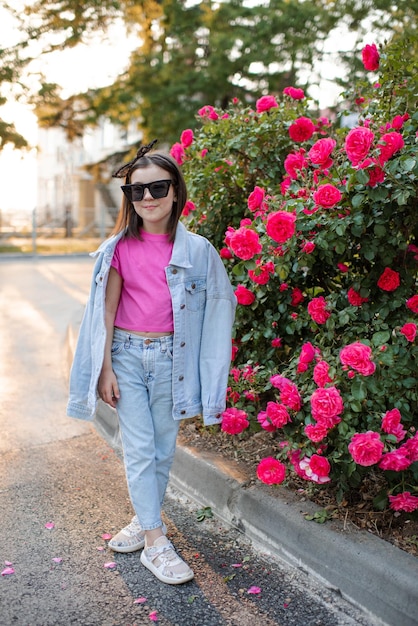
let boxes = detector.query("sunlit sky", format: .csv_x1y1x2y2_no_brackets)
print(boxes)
0,4,369,216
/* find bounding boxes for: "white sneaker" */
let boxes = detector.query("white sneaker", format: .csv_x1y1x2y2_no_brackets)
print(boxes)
108,516,166,553
140,536,194,584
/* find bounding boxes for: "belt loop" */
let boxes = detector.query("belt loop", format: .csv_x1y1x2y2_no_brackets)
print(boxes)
124,334,131,349
160,336,167,353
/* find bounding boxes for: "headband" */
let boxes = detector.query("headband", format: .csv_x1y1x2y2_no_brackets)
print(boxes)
112,139,158,178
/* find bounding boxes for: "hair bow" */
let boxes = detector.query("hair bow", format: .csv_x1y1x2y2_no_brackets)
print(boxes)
112,139,158,178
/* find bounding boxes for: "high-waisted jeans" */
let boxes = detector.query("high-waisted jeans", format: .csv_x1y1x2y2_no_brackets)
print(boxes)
111,328,179,530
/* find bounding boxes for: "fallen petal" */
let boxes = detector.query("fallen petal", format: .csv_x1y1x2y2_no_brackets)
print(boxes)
4,561,12,566
149,610,158,621
44,522,55,530
104,562,117,569
231,563,242,568
52,557,63,563
134,597,147,604
247,586,261,594
1,567,15,576
97,546,105,551
101,533,112,540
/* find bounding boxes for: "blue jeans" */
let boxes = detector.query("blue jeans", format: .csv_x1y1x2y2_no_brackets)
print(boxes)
111,328,179,530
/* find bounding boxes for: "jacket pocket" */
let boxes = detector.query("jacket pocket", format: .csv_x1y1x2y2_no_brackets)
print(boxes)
185,279,206,311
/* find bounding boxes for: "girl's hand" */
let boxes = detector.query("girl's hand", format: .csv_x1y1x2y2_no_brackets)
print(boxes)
98,368,120,409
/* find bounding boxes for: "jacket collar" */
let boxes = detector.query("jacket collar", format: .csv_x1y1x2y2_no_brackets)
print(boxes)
170,221,193,268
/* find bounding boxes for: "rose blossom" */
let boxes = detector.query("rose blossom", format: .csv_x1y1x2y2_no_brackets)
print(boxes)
283,86,305,100
406,295,418,313
310,386,344,425
377,132,404,165
220,247,233,259
170,142,185,165
344,127,375,166
257,410,276,432
266,211,296,243
297,341,316,373
299,454,331,484
198,105,219,120
400,434,418,462
270,376,302,411
290,287,304,306
221,407,249,435
182,200,196,216
301,241,315,254
248,186,266,212
348,431,384,466
379,449,411,471
313,361,333,387
362,43,380,71
271,337,282,348
313,184,342,209
388,492,418,513
256,457,286,485
229,227,262,260
381,408,406,443
180,129,194,148
308,138,336,168
234,285,255,305
400,323,417,342
358,158,385,187
248,261,275,285
284,150,308,179
304,423,329,442
340,342,376,376
347,287,369,306
307,296,331,324
265,402,291,428
377,267,400,291
256,95,278,113
288,117,315,142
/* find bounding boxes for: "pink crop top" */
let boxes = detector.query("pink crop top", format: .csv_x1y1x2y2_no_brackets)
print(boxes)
111,231,174,332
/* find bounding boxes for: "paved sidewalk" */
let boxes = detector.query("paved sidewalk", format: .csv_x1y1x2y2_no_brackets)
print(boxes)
67,321,418,626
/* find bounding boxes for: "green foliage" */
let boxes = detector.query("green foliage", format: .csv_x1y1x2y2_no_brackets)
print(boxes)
178,37,418,512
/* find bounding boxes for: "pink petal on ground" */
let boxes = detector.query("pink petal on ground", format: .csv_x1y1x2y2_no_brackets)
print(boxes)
231,563,242,568
4,561,12,566
44,522,55,530
134,597,147,604
96,546,105,551
1,567,15,576
149,611,159,621
52,557,63,563
247,586,261,594
101,533,112,540
104,562,117,569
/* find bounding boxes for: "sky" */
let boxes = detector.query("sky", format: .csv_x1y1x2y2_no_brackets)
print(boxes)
0,5,365,218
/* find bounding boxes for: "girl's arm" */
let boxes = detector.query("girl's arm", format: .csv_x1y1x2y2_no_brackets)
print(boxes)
98,266,122,408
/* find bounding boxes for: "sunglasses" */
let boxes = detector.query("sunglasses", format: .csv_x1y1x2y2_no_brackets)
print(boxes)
121,179,173,202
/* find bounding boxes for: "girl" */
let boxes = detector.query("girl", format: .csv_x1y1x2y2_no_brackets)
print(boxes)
67,141,236,585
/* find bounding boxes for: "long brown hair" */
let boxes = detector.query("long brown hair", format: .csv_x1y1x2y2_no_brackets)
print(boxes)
112,151,187,242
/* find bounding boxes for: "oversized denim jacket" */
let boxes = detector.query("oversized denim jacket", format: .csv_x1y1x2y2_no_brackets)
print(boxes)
67,222,237,426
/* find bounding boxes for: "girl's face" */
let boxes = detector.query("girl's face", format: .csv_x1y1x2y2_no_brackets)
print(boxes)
130,164,176,234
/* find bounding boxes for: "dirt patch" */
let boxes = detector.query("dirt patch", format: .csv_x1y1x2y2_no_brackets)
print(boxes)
179,419,418,558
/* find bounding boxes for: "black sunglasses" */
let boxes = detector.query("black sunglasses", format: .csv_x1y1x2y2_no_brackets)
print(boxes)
121,179,173,202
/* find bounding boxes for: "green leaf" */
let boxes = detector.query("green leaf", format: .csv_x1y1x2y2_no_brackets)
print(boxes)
372,331,391,346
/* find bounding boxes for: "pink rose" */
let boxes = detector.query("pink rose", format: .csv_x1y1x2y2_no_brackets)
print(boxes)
358,158,385,187
313,361,333,387
221,407,249,435
377,267,400,291
271,337,282,348
348,431,384,466
377,132,404,165
406,295,418,313
362,43,380,71
180,129,194,148
257,410,276,432
308,138,336,168
198,105,219,120
290,287,304,306
234,285,255,306
248,186,266,212
344,127,375,166
288,117,315,142
270,376,302,411
379,449,411,471
310,386,344,426
302,241,315,254
229,227,262,260
304,423,329,442
347,287,369,306
283,86,305,100
182,200,196,216
266,211,296,243
313,184,342,209
219,247,233,259
297,341,316,373
170,142,185,165
400,323,417,342
284,150,308,179
256,457,286,485
340,342,376,376
256,95,278,113
381,408,404,439
401,434,418,462
307,296,331,324
388,492,418,513
266,402,291,428
248,261,275,285
299,454,331,484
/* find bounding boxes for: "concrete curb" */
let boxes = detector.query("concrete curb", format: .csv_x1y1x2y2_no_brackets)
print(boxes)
67,319,418,626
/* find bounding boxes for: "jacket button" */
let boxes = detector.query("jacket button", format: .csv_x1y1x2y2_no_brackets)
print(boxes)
172,268,178,274
180,342,185,347
191,283,196,289
180,304,185,309
181,410,186,415
178,375,184,381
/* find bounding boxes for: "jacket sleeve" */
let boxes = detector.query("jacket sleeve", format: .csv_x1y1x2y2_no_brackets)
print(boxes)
199,243,237,426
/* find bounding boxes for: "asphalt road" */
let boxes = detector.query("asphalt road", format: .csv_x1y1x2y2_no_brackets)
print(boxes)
0,255,378,626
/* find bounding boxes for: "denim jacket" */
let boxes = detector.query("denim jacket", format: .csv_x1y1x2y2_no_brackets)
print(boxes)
67,222,237,426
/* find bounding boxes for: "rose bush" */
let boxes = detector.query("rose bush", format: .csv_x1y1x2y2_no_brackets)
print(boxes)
174,38,418,514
